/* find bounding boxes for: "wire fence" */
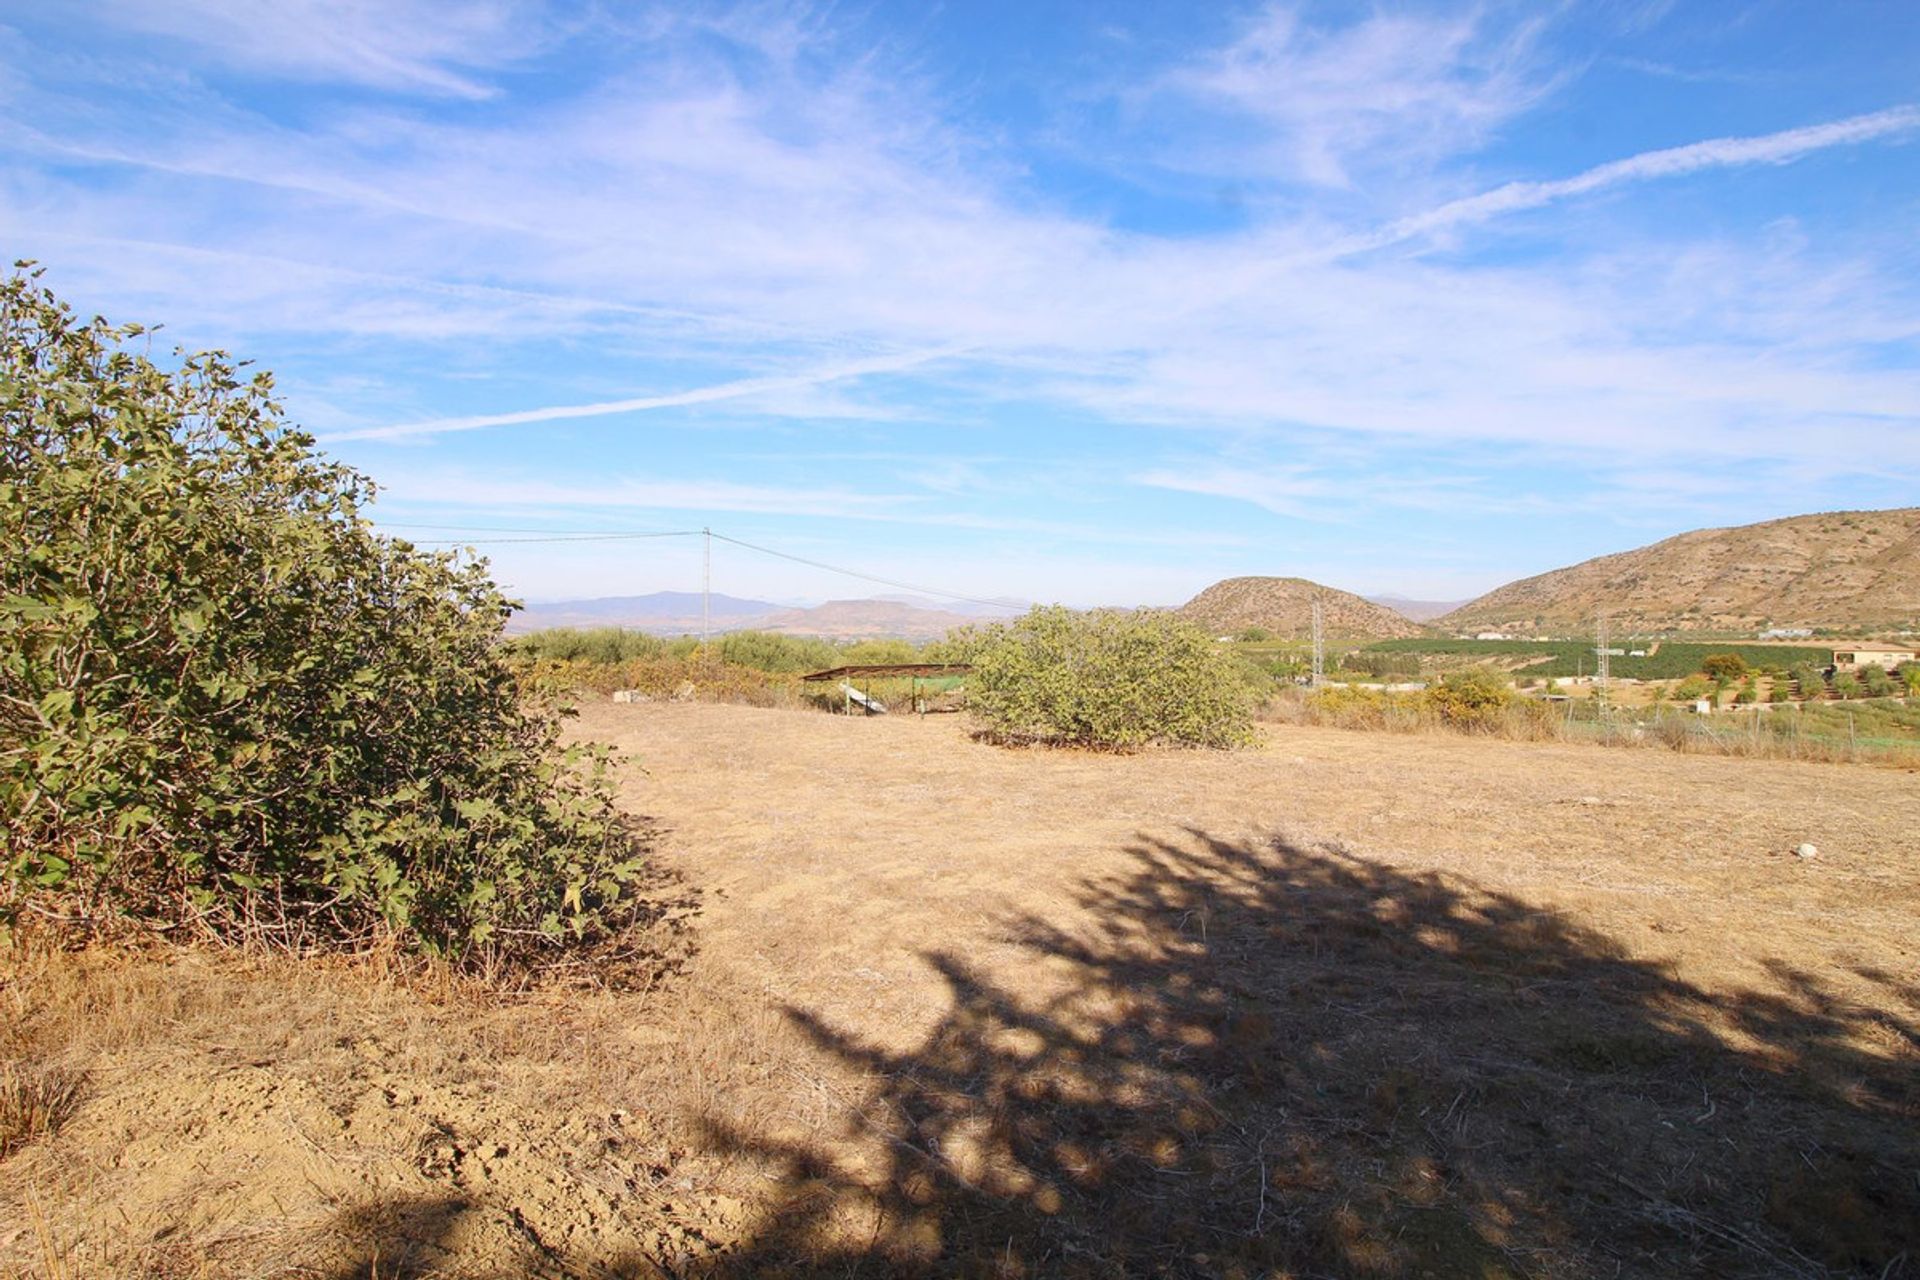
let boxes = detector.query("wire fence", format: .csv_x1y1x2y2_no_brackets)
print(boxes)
1561,704,1920,765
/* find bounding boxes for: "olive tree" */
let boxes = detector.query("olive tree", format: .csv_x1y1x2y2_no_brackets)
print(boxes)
956,606,1257,749
1701,653,1749,685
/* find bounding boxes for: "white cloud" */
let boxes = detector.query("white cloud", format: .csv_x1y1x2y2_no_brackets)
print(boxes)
1166,6,1553,186
5,4,1916,534
1130,463,1333,520
373,472,916,520
80,0,544,98
370,469,1251,549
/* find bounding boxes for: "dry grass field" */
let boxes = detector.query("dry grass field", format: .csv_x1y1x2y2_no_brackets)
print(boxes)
4,702,1918,1278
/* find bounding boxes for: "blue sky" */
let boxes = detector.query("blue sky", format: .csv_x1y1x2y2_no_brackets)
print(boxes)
4,2,1917,608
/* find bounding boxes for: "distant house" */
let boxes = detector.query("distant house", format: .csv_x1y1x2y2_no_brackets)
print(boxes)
1832,643,1917,670
1761,628,1813,639
1475,631,1513,641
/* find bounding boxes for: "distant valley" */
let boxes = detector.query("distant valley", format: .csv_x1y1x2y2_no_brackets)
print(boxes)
507,591,1020,641
511,508,1920,643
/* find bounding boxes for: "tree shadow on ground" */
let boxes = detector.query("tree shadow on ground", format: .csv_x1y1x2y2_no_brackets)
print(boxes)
697,829,1918,1278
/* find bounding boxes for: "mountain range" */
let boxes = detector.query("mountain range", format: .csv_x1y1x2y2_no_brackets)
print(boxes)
508,508,1920,642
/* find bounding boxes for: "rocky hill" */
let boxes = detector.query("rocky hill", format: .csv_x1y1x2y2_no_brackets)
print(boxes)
1437,508,1920,634
1178,577,1425,640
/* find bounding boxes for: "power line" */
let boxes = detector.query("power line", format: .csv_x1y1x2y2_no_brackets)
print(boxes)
378,521,700,536
379,520,1022,613
710,531,1020,611
405,530,702,545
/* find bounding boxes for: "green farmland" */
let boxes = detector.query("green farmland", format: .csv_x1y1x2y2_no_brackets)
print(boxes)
1363,638,1834,680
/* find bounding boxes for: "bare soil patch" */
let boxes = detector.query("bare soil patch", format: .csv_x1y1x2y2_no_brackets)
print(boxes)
5,702,1916,1277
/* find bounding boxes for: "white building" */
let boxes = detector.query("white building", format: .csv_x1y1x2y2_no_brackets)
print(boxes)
1832,643,1917,670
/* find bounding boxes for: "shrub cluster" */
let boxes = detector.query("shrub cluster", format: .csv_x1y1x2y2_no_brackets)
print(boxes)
1345,651,1420,679
1424,668,1532,730
954,606,1257,749
1,269,642,963
522,653,794,705
1289,670,1553,738
509,627,667,664
510,627,926,679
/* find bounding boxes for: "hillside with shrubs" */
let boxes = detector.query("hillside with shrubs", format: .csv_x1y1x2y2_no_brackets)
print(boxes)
1179,576,1426,640
1439,507,1920,633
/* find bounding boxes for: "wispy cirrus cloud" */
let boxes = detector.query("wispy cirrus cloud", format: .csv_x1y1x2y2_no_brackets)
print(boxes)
371,472,916,521
8,42,1912,489
79,0,545,98
370,469,1250,549
1131,462,1333,521
1164,5,1555,187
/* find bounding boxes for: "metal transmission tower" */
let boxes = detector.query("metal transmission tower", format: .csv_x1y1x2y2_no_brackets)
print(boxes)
1311,597,1326,688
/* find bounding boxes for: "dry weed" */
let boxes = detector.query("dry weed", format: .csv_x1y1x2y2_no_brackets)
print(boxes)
0,1061,84,1161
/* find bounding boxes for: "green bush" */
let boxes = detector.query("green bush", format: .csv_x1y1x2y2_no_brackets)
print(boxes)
840,637,922,666
514,628,918,677
956,606,1256,749
509,626,665,664
1423,668,1520,730
1349,651,1420,679
1262,655,1308,680
1304,684,1400,731
714,629,842,673
0,269,642,962
1701,653,1749,684
522,655,793,705
1900,661,1920,696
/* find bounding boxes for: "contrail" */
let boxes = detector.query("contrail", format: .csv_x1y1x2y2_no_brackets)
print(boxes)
332,345,965,442
1332,104,1920,261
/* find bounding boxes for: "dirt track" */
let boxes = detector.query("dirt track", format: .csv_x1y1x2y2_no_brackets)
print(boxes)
4,702,1917,1278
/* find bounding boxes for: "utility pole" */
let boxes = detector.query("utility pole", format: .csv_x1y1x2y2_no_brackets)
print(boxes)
701,527,711,655
1311,597,1325,689
1594,612,1611,716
